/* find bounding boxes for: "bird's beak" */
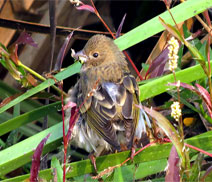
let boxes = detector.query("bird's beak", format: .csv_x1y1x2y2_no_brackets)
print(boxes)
71,49,88,64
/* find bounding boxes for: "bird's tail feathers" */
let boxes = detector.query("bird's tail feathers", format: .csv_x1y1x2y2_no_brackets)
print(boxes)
135,104,151,139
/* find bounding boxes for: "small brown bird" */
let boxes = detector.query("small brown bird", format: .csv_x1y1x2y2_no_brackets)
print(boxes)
66,35,150,156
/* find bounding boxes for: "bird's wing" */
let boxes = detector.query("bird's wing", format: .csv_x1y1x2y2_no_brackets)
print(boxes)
122,74,140,148
79,73,140,150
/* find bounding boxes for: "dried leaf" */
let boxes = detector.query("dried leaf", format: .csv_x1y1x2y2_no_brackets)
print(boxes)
8,44,19,65
92,165,119,179
0,93,22,108
5,59,21,80
25,73,38,87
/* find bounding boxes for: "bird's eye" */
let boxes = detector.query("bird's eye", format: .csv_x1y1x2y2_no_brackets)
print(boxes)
93,53,98,58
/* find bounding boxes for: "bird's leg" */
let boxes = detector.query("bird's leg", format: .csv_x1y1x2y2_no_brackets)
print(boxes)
88,153,97,173
130,146,136,161
88,145,106,173
88,153,104,182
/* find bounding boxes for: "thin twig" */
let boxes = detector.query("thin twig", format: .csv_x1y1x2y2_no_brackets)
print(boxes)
0,17,117,38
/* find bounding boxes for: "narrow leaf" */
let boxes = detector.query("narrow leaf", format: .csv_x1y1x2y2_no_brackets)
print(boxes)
51,156,63,182
2,131,212,181
159,17,184,42
116,14,126,38
115,0,212,51
0,101,61,136
54,31,74,71
189,153,204,182
0,62,81,113
143,106,186,167
30,133,51,182
165,145,180,182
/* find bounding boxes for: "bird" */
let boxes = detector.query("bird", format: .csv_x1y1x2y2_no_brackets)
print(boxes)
66,34,150,156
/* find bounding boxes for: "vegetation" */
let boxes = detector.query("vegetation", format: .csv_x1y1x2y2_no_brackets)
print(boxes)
0,0,212,181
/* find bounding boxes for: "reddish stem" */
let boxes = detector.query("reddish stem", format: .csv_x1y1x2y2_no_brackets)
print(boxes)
203,10,212,27
207,35,212,104
90,0,143,81
120,141,157,167
123,51,143,81
134,141,157,156
163,138,212,157
59,83,67,182
185,143,212,158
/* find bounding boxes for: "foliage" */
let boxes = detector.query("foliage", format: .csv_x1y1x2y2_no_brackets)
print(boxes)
0,0,212,181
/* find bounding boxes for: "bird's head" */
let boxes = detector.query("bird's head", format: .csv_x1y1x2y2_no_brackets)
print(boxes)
73,35,125,69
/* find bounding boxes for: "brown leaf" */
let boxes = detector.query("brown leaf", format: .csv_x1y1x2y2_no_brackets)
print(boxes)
0,93,22,108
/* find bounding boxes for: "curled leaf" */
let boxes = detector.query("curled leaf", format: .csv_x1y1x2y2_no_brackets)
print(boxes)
8,32,38,66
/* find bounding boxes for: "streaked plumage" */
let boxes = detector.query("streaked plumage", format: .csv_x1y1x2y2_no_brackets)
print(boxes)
66,35,150,156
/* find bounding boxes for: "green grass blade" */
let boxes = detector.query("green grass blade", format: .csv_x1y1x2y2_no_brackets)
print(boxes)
0,62,81,113
2,131,212,181
0,122,63,176
115,0,212,50
0,101,61,136
51,156,63,182
0,80,61,125
139,61,212,101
